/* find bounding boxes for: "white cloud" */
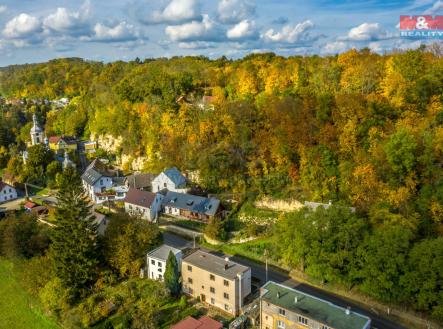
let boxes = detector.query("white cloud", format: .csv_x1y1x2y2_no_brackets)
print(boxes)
263,20,315,44
424,0,443,14
217,0,255,24
323,41,350,54
165,15,223,42
140,0,201,25
84,21,141,42
3,13,42,39
178,41,217,49
227,20,258,40
0,5,7,14
345,23,389,41
43,2,91,35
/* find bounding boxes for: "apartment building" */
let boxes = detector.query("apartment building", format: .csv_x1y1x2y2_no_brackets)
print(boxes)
260,281,371,329
182,250,251,316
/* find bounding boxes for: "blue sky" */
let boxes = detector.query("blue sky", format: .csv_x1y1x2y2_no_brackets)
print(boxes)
0,0,441,66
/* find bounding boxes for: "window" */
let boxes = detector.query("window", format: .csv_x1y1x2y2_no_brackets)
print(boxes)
211,298,215,304
279,308,286,316
164,183,167,188
100,179,103,185
277,320,285,328
223,293,229,300
187,265,192,272
223,280,229,287
158,274,162,280
188,278,193,284
151,260,155,265
158,261,162,267
210,287,215,293
210,274,215,281
298,316,308,325
158,268,162,273
224,304,229,311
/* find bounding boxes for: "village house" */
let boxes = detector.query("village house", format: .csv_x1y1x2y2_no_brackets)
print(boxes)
146,244,182,281
124,173,155,191
0,182,17,203
81,159,128,204
151,167,188,193
260,281,371,329
162,191,222,222
171,316,223,329
123,188,163,222
48,136,78,153
182,250,251,316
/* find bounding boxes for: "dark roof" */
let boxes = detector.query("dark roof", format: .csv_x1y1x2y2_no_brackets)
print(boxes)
163,167,187,187
261,281,371,329
162,191,220,217
125,173,155,189
81,159,118,186
0,181,13,191
183,250,250,280
147,244,181,261
171,316,223,329
123,188,156,208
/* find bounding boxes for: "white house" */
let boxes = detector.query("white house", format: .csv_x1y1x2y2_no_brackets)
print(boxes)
151,167,188,193
147,244,182,281
0,182,17,203
123,188,164,222
81,159,128,204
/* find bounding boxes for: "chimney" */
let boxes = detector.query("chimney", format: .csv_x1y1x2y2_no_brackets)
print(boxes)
294,296,298,303
345,306,351,315
224,263,229,270
277,292,280,299
225,257,229,262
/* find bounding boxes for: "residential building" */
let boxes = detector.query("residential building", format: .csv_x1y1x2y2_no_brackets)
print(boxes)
0,182,17,203
82,141,98,153
171,315,223,329
151,167,188,193
30,114,44,146
146,244,182,281
260,281,371,329
124,173,155,191
48,136,78,152
81,159,128,204
162,191,222,222
123,188,163,222
182,250,251,316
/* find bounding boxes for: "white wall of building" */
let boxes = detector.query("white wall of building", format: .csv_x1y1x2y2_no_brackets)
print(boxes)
152,172,187,193
147,251,182,281
0,185,17,203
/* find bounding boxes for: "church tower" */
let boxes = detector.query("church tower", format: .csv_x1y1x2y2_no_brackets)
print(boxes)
30,114,44,146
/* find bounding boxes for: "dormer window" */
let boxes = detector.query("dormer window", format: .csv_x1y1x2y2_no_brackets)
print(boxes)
186,200,194,206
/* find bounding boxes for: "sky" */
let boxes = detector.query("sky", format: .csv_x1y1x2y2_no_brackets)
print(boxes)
0,0,442,66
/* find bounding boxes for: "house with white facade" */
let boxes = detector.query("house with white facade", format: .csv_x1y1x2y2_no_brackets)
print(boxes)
0,182,17,203
152,167,188,193
162,191,222,223
123,188,164,222
81,159,128,204
147,244,182,281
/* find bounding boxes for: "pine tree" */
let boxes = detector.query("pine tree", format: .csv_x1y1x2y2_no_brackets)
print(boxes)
164,251,181,297
49,168,99,301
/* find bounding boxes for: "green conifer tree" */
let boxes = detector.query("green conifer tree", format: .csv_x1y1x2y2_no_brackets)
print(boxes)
164,251,181,297
49,167,98,301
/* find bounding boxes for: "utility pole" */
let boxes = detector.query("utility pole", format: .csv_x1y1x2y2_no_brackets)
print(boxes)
24,183,29,199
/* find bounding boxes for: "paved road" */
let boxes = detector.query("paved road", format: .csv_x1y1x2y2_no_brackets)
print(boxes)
163,231,406,329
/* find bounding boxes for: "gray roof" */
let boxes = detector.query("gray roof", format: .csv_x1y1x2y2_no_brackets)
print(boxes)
81,159,117,186
125,173,155,189
163,167,187,187
162,191,220,216
147,244,181,261
183,250,250,280
124,188,156,208
261,281,371,329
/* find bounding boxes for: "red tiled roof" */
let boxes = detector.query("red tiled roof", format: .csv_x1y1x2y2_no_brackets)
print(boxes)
171,316,223,329
24,201,37,209
48,136,61,144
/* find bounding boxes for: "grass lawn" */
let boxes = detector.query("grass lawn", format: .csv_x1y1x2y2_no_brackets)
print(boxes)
0,259,60,329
